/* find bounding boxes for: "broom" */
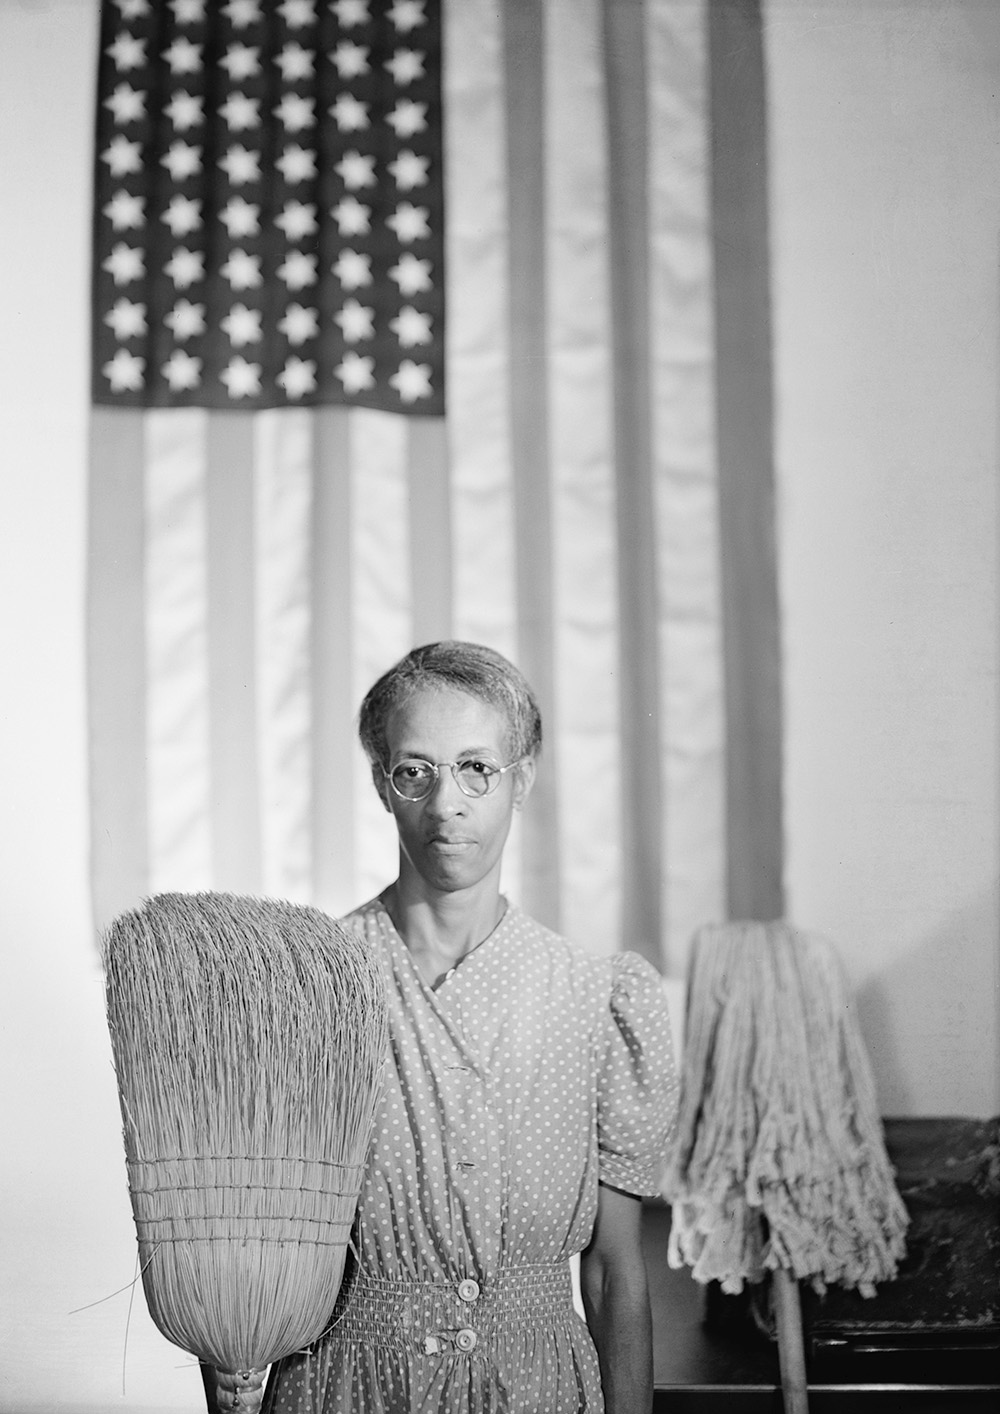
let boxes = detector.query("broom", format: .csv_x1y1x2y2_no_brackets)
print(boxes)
103,891,387,1379
663,922,909,1413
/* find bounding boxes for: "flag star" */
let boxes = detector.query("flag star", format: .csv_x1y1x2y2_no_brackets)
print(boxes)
278,0,316,26
170,0,206,21
103,347,145,391
276,43,314,82
278,356,317,399
166,90,204,129
114,0,151,18
390,358,432,402
335,350,375,393
221,248,262,290
384,48,424,85
219,92,260,131
161,140,202,181
333,248,372,289
332,195,370,236
331,41,369,79
103,189,145,231
162,194,202,237
389,251,431,296
388,149,429,190
276,145,317,183
165,299,206,339
332,0,369,26
387,201,429,243
223,0,262,26
278,303,319,345
163,36,202,74
102,133,143,177
221,303,263,346
221,44,261,81
162,348,202,390
102,242,145,285
104,297,147,339
386,99,426,139
105,83,146,124
220,196,260,238
165,247,205,288
221,355,262,398
219,145,261,184
334,298,375,342
106,32,146,71
390,304,432,347
387,0,425,34
275,201,318,241
330,93,369,132
277,249,318,290
274,93,315,132
336,150,376,189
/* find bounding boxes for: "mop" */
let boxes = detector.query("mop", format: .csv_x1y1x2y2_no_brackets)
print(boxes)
663,921,909,1413
103,891,387,1379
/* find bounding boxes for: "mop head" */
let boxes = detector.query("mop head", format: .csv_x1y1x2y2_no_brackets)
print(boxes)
103,891,387,1373
663,921,909,1296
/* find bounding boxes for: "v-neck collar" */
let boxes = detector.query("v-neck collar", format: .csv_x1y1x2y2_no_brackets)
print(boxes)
375,894,515,995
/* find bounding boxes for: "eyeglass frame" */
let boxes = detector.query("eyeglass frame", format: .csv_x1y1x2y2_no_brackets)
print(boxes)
381,755,529,803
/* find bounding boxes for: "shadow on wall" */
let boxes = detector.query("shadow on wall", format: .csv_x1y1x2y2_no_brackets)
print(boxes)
856,884,1000,1118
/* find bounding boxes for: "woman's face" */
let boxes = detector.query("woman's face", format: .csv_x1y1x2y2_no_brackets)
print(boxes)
377,685,535,899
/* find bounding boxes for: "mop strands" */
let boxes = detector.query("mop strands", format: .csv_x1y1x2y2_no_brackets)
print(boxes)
663,921,909,1299
103,892,387,1376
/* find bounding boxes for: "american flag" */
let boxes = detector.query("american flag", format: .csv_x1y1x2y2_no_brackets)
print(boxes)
87,0,783,976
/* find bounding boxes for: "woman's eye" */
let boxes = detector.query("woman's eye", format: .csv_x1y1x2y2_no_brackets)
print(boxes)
461,759,493,776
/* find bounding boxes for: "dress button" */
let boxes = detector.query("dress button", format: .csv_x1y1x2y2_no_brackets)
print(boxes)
455,1328,478,1353
457,1279,480,1303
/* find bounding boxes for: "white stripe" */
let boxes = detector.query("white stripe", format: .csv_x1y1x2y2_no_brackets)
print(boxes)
144,408,212,894
544,0,622,955
253,409,314,903
648,0,726,974
351,407,412,904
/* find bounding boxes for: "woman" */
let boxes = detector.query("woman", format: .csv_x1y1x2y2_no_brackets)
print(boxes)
214,641,678,1413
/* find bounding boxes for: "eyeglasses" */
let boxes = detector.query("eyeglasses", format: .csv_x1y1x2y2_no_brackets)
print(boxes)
382,756,526,802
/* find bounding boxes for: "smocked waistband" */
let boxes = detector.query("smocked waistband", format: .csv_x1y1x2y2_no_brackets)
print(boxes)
328,1262,576,1353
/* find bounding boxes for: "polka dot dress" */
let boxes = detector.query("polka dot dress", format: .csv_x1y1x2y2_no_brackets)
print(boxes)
263,899,679,1414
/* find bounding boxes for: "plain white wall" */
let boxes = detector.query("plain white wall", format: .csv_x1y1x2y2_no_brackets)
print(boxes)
1,1,997,1410
766,0,1000,1116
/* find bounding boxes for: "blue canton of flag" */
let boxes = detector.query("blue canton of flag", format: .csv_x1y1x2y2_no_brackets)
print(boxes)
92,0,445,413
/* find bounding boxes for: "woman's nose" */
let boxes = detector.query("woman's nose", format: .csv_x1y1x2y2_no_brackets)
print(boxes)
424,765,465,815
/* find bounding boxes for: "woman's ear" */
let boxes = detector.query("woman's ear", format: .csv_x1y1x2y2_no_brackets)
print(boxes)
511,756,536,810
372,763,393,813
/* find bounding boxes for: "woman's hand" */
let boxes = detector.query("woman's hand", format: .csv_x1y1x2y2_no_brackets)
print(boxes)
202,1365,266,1413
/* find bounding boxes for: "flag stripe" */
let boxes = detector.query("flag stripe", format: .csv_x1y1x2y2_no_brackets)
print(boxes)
708,0,785,921
406,417,453,645
504,0,561,931
648,0,726,973
87,407,149,930
145,408,211,894
546,0,622,955
206,411,262,894
310,407,357,916
603,0,664,968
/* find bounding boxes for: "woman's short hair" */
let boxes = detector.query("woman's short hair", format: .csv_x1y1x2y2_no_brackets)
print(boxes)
358,641,543,768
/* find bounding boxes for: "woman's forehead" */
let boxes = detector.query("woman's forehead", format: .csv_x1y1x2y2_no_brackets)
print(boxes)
384,684,510,753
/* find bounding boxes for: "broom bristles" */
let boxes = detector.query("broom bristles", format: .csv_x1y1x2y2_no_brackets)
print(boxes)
103,891,387,1373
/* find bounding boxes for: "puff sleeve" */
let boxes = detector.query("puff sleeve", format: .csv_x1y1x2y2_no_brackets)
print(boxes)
596,952,680,1196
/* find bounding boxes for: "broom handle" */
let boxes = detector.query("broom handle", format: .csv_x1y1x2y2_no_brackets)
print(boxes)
772,1266,809,1414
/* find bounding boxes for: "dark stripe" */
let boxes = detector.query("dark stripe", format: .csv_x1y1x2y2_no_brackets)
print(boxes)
311,408,357,913
205,411,262,893
407,416,453,644
709,0,785,920
503,0,561,931
86,408,149,933
603,0,664,969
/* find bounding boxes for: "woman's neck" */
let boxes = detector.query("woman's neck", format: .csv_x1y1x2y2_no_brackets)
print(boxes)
382,878,506,987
